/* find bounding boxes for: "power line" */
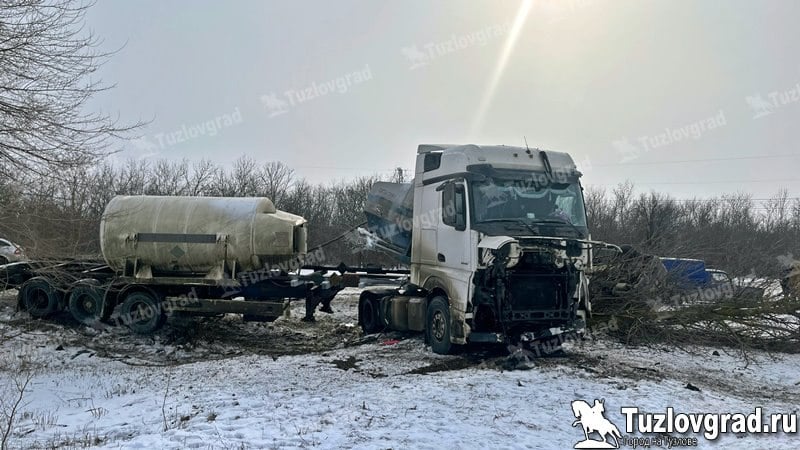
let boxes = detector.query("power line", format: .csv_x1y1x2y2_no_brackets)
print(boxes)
589,179,799,186
293,165,398,172
593,153,800,167
670,198,800,202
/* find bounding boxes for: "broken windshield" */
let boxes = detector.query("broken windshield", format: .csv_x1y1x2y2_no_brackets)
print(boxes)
470,177,588,229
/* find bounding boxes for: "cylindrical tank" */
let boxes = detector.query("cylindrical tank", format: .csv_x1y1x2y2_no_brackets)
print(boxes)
100,196,307,276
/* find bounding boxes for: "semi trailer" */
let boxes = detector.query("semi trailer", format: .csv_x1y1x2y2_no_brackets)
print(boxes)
14,195,347,333
359,144,619,354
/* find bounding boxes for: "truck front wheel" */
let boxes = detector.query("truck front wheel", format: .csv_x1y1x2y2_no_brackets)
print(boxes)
426,297,453,355
358,294,381,334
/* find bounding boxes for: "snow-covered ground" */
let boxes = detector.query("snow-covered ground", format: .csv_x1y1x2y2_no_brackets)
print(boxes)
1,289,798,449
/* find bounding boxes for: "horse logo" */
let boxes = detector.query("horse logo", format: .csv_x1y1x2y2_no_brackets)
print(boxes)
260,93,290,117
401,45,430,69
745,94,775,119
571,398,622,449
130,136,160,158
611,137,642,163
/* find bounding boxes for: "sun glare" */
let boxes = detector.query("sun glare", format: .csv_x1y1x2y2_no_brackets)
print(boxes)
469,0,534,138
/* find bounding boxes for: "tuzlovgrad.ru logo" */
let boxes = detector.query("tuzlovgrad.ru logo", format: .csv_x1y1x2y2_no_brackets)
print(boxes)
571,398,797,449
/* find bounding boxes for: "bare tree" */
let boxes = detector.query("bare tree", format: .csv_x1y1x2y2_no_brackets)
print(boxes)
0,0,140,177
184,159,217,196
114,159,150,195
146,160,188,195
259,161,294,208
227,156,260,196
762,188,790,234
630,191,680,253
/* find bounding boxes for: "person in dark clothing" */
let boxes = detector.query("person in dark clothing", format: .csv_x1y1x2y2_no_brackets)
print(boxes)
302,290,335,322
781,260,800,297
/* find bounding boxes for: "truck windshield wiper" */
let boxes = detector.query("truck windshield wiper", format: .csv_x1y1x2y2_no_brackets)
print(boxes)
475,218,538,235
528,219,585,238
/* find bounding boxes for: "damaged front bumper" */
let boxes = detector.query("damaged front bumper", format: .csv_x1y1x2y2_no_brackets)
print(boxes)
467,318,586,344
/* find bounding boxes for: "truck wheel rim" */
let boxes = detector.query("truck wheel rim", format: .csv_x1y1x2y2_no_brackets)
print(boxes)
81,296,96,314
432,311,446,341
130,301,154,323
29,289,49,309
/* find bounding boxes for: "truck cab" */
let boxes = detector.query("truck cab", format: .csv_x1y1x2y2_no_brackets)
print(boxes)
361,144,611,353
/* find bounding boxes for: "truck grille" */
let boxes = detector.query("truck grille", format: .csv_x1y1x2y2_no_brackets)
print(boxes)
506,273,571,321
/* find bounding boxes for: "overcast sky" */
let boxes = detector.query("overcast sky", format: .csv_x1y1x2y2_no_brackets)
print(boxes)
85,0,800,200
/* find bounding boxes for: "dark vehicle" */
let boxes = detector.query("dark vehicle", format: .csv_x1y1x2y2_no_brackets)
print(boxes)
590,245,667,297
0,261,46,290
660,258,764,302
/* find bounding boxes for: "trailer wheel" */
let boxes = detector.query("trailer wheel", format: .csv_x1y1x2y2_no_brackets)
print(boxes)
358,294,381,334
19,277,61,318
68,280,106,326
120,291,166,334
426,296,453,355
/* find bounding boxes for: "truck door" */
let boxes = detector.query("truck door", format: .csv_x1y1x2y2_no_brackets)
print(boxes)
437,181,470,268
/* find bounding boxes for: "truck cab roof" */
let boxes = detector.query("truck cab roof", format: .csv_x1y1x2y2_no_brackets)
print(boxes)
416,144,580,180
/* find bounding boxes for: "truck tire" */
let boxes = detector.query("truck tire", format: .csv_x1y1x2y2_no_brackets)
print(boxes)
426,296,453,355
68,280,107,326
358,294,382,334
120,291,166,334
19,277,61,318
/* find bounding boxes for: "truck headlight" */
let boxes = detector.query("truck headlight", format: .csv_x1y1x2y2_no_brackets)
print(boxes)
506,243,521,268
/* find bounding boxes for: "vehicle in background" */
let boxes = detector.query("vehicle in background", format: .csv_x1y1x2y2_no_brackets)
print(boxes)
660,258,715,291
0,238,27,265
0,261,47,290
590,245,667,298
590,251,764,305
360,144,619,354
660,258,763,303
780,260,800,297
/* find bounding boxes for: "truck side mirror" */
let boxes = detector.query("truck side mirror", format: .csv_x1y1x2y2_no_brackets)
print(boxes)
442,183,467,231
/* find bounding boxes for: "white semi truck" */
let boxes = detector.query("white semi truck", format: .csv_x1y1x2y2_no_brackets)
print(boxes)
360,144,618,354
10,143,616,351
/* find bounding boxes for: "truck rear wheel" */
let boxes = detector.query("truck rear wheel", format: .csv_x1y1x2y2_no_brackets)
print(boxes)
120,291,166,334
68,280,107,326
426,296,453,355
358,294,382,334
19,277,61,318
